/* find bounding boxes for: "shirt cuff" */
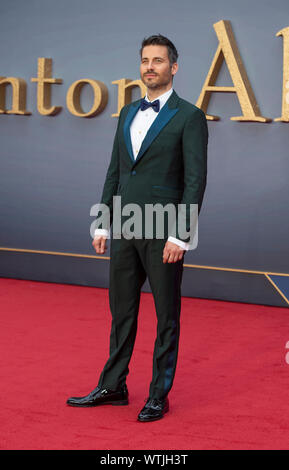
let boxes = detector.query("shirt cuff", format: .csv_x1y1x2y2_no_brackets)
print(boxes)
167,236,190,251
94,228,110,238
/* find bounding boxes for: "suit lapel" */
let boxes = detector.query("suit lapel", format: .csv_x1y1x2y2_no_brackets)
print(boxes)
123,100,141,164
123,90,180,166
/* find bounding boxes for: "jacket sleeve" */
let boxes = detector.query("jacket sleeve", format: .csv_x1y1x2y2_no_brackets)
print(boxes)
94,107,124,231
171,108,208,243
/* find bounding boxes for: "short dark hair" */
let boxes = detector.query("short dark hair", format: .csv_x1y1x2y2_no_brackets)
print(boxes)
139,34,178,65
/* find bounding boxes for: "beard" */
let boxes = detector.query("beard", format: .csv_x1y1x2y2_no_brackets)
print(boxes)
142,73,172,90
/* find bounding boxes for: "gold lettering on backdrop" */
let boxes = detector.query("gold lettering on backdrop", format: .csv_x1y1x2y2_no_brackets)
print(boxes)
274,27,289,122
0,77,31,115
30,58,62,115
2,21,289,121
66,79,108,117
111,79,146,117
196,20,271,122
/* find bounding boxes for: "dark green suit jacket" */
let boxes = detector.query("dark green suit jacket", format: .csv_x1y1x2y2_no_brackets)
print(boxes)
96,89,208,243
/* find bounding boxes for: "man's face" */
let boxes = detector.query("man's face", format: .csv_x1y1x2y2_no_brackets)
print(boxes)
140,45,178,90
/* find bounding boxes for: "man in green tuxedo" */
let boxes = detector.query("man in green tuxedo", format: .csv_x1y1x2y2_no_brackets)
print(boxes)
67,34,208,421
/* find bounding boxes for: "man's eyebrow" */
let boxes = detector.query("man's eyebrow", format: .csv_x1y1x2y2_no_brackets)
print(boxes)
141,56,165,60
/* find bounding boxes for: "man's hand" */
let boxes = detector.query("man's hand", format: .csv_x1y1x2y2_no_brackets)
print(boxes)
163,241,184,263
92,235,108,254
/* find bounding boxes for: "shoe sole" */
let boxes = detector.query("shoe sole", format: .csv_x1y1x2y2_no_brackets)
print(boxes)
67,399,129,407
137,406,169,422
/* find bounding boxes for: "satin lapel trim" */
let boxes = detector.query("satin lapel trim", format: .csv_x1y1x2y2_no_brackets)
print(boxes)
123,101,141,164
133,102,179,165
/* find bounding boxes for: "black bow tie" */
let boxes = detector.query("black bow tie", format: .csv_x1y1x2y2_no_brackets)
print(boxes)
140,97,160,113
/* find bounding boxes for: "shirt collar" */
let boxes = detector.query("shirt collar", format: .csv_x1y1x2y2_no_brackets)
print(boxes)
144,87,173,111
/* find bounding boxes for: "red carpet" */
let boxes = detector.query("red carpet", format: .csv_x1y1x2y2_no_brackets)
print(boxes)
0,277,289,450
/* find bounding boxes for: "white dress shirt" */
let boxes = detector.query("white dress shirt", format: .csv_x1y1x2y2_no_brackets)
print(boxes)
94,87,190,251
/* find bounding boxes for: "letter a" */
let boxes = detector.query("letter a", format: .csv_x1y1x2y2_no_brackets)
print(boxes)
196,20,271,122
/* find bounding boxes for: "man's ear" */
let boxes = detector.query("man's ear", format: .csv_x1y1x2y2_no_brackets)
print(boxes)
171,62,178,77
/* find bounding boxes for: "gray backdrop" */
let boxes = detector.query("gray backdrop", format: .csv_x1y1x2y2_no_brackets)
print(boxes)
1,0,289,307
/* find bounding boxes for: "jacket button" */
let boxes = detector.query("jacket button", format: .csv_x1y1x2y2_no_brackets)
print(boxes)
131,170,136,175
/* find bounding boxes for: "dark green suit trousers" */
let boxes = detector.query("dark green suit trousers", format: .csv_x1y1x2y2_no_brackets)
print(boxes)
97,236,184,400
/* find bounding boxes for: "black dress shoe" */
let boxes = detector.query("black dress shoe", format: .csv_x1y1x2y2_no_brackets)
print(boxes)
66,384,129,407
137,397,169,422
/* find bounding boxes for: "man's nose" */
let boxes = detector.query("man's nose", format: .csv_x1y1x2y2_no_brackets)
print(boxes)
146,61,155,70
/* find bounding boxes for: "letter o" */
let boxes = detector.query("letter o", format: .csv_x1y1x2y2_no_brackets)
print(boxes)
66,79,108,117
